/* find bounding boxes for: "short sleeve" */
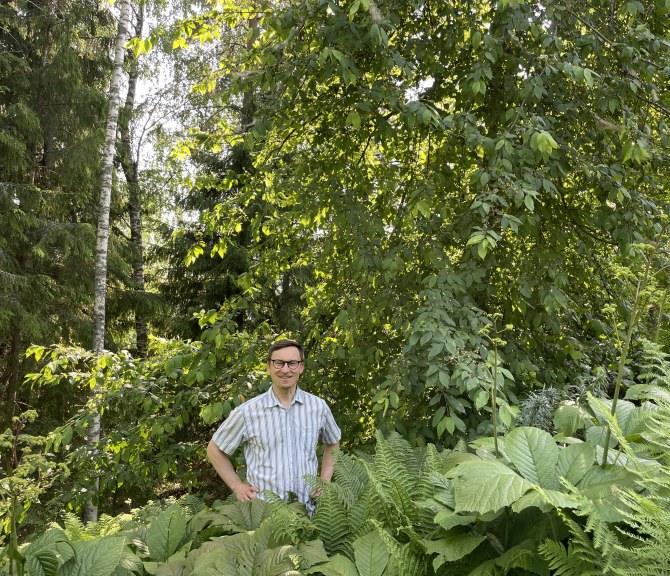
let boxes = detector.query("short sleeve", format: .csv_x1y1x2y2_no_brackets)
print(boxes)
320,402,341,444
211,406,246,455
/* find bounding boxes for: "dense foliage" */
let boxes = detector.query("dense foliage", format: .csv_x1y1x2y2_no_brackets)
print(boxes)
2,0,670,573
6,376,670,575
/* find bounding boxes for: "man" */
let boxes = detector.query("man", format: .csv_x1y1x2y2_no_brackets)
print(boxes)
207,339,341,510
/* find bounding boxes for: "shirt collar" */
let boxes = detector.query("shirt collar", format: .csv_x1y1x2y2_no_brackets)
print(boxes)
265,386,304,408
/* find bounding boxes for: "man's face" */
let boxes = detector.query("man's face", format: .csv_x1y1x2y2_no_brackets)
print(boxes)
267,345,304,392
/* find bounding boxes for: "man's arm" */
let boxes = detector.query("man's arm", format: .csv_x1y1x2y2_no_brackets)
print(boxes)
320,442,339,482
206,440,260,502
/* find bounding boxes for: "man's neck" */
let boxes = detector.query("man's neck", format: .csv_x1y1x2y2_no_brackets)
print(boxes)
272,384,297,408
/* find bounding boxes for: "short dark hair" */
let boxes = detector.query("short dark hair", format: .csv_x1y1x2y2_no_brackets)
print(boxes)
267,339,304,361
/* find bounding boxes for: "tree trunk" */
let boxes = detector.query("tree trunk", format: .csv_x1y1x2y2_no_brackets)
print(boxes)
86,0,131,524
118,2,148,357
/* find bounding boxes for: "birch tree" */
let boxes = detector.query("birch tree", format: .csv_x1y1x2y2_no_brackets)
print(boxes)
86,0,132,523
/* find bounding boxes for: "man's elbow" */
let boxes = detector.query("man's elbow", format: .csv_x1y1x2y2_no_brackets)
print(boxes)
207,440,222,462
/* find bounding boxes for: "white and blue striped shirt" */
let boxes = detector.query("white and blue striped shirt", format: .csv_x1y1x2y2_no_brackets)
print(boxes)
211,386,341,506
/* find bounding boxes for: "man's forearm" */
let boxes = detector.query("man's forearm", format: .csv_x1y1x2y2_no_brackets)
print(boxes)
207,441,242,489
320,442,339,481
207,441,259,501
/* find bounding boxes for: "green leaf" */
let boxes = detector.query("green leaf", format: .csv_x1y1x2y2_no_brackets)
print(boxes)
24,528,70,576
353,530,390,576
450,460,534,514
474,389,489,410
306,554,359,576
425,530,486,569
504,427,559,488
511,488,578,513
27,550,59,576
146,505,188,562
524,194,534,211
61,536,125,576
437,415,455,437
434,510,477,531
556,442,595,485
346,111,361,130
553,404,590,436
298,540,330,568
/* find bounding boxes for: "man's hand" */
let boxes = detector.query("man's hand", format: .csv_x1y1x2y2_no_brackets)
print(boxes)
207,441,260,502
232,483,260,502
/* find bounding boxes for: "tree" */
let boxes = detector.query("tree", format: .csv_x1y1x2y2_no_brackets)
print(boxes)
176,0,670,446
0,0,115,431
87,0,132,523
118,1,150,357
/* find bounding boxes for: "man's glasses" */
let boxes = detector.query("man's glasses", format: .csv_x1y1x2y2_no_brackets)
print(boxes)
270,359,303,369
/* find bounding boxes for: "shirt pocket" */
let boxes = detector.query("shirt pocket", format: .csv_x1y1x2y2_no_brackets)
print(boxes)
299,425,318,453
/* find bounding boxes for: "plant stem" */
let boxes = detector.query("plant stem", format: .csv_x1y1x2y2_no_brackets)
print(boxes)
492,338,499,458
601,257,651,466
654,290,667,343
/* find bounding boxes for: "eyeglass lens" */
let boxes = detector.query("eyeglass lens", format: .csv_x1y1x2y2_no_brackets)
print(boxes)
271,360,301,369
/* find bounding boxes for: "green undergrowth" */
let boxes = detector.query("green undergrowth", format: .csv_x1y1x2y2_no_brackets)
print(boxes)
3,381,670,576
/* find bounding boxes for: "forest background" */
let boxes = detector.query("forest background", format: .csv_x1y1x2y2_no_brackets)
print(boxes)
2,0,670,574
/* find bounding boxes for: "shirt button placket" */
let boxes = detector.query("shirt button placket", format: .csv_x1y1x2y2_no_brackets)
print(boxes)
287,405,298,496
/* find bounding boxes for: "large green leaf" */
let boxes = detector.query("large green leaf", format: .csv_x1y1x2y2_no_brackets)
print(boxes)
304,555,358,576
511,489,579,513
210,499,271,532
577,467,639,522
146,505,188,562
297,540,330,569
352,531,390,576
424,529,486,570
24,528,69,576
434,510,477,531
587,397,637,435
27,550,59,576
556,442,595,485
450,460,534,515
145,550,186,576
495,539,549,576
505,427,559,489
553,404,591,437
60,536,125,576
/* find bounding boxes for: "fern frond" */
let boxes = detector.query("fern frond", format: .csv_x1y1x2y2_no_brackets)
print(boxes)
377,431,420,476
372,432,415,492
635,339,670,388
178,494,207,516
61,512,85,540
363,458,414,531
415,444,442,500
607,488,670,575
332,451,368,508
312,482,353,557
264,502,311,547
369,519,427,576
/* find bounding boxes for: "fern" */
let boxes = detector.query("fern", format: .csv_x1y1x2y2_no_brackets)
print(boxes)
606,488,670,575
371,432,415,497
369,519,427,576
311,481,353,557
635,339,670,388
538,538,604,576
331,450,368,508
264,501,313,547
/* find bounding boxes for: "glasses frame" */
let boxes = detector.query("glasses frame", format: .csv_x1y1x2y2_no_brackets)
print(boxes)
269,359,304,370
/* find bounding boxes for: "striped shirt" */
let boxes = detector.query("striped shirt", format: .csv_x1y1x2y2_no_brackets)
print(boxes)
211,386,341,506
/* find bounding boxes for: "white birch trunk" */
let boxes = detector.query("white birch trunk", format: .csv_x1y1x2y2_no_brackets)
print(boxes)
85,0,131,524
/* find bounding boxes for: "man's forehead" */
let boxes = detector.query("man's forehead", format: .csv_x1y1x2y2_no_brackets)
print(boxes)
269,346,302,359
